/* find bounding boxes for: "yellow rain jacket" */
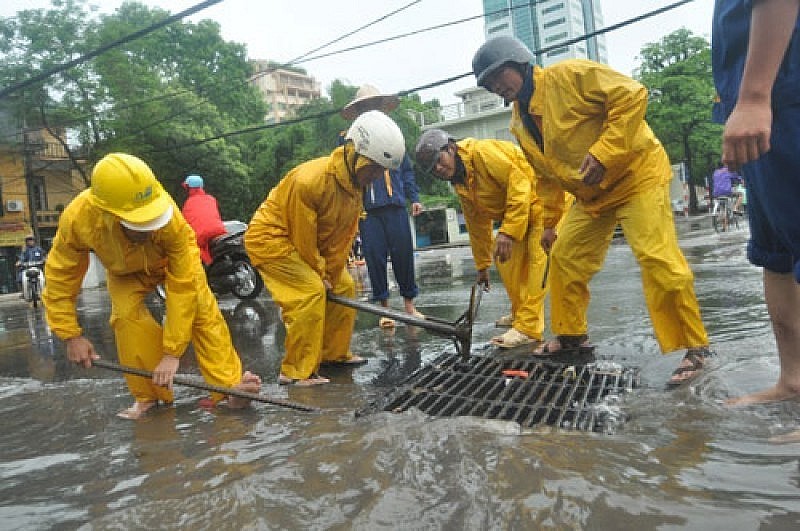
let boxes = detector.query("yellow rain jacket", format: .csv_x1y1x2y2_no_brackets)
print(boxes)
453,138,548,338
43,189,243,402
511,60,672,227
245,147,361,379
508,60,708,353
246,146,361,286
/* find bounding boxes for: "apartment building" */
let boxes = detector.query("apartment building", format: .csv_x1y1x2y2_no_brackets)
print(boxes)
249,60,322,123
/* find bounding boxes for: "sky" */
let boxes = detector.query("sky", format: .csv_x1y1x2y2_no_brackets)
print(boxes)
1,0,716,106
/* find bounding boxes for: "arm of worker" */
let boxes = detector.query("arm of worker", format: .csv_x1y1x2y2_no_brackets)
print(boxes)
400,154,424,216
575,63,650,187
288,180,328,284
722,0,800,171
157,209,204,359
41,206,92,354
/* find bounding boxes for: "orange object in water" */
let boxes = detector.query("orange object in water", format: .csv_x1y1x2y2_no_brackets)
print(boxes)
501,369,529,378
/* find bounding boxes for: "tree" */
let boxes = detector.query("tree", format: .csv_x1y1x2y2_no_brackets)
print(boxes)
636,28,723,213
0,0,267,221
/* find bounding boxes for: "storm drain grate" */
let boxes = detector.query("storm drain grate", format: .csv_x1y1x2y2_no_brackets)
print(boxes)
365,351,639,433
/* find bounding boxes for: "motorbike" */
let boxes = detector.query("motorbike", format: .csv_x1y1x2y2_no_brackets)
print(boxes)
157,220,263,301
20,260,45,308
205,220,263,299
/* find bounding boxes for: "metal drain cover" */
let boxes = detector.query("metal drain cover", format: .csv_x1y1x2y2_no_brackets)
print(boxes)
362,351,639,433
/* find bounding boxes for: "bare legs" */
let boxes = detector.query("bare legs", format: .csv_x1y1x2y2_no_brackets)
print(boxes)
727,270,800,406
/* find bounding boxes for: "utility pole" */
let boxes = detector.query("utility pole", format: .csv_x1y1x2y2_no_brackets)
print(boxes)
22,128,42,242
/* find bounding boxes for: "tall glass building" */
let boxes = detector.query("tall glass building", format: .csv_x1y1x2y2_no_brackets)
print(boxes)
482,0,607,66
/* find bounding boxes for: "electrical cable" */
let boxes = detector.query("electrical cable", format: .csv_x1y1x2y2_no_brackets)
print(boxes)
151,0,698,152
0,0,224,100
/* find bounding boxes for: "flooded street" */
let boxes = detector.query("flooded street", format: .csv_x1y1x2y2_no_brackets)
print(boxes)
2,218,799,529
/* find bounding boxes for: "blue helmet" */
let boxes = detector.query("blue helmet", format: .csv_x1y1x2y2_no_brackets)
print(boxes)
183,174,204,188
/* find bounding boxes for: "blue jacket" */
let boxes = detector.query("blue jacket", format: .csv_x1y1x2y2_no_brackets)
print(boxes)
713,0,800,122
338,131,419,210
19,245,46,264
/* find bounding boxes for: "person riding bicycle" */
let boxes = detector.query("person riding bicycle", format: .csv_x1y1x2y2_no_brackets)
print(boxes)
711,163,740,230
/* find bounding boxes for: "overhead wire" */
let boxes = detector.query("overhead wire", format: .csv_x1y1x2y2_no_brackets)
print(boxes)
0,0,224,100
0,0,424,142
2,0,698,154
151,0,698,152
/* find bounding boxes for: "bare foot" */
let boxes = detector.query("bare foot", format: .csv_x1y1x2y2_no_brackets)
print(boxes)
227,371,262,409
117,400,157,420
725,385,800,407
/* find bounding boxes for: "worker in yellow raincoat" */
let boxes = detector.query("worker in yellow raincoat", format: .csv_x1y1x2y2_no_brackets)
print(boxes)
472,36,711,386
415,130,547,349
42,153,261,419
245,111,406,386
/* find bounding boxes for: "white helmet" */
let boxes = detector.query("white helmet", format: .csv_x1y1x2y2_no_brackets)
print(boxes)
345,110,405,170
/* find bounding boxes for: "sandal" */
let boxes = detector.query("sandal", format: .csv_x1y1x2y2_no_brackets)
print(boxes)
666,347,712,388
320,355,368,367
379,317,396,329
490,328,536,349
533,335,592,356
278,373,330,387
495,314,513,328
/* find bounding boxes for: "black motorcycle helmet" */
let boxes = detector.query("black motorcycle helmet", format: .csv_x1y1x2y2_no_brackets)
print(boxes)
472,36,535,88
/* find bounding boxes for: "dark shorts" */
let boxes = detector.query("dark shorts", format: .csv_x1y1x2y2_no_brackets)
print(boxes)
742,104,800,282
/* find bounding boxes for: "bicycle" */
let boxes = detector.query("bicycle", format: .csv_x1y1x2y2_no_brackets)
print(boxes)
711,196,739,233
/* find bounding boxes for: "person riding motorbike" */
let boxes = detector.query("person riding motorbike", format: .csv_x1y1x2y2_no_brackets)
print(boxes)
180,175,226,265
16,235,46,294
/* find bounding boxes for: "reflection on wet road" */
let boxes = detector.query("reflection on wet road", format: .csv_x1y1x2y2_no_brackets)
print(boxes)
1,218,799,529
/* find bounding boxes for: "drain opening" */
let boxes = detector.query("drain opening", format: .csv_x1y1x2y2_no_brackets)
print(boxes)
363,351,639,433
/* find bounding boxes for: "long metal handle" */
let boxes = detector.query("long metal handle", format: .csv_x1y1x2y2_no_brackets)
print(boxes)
328,282,483,359
92,359,319,413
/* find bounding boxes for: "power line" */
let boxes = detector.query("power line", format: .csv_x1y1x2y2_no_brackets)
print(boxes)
0,0,423,141
152,0,699,152
0,0,225,100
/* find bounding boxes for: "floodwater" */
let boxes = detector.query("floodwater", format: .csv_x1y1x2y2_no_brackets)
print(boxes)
1,217,799,530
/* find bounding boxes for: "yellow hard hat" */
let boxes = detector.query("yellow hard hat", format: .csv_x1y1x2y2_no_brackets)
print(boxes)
89,153,173,231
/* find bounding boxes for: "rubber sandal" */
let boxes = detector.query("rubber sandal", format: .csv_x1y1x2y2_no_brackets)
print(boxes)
495,314,513,328
666,347,712,388
533,335,592,356
410,310,425,320
490,328,535,349
320,355,368,367
278,373,330,386
379,317,396,329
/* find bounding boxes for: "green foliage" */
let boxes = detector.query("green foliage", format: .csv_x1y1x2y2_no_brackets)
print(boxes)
0,0,448,222
636,28,723,211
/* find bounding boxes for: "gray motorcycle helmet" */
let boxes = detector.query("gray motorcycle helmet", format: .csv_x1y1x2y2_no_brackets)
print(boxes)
415,129,452,174
472,36,535,88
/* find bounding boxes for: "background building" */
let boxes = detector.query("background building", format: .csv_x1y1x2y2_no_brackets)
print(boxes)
483,0,607,66
0,111,86,293
249,61,321,123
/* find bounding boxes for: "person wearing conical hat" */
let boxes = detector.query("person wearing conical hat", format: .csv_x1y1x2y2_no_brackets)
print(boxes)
339,85,424,329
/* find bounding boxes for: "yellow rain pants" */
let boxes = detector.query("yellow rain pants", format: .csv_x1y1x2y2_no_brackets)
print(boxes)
453,138,549,339
43,190,244,403
255,251,357,379
106,272,242,403
494,222,548,339
549,183,708,353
